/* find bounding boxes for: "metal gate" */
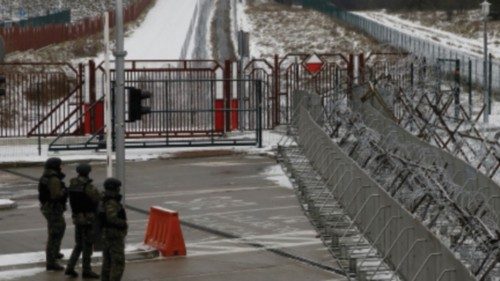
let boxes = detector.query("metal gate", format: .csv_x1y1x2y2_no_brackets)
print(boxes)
0,62,84,137
240,54,352,127
48,60,264,150
0,54,366,151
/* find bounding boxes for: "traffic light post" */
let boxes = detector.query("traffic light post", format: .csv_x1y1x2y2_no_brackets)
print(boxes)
0,75,6,96
127,87,152,122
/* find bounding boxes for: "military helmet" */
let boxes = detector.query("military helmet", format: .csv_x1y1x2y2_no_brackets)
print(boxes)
104,178,122,191
76,163,91,176
44,157,62,170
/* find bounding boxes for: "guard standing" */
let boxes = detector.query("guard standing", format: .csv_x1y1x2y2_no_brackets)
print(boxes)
65,163,101,279
100,178,128,281
38,157,67,271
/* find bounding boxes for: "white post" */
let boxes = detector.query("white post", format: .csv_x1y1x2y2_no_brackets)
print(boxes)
114,0,127,201
104,12,113,177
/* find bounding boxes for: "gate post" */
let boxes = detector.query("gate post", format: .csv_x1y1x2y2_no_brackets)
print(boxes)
274,54,280,127
224,60,232,132
88,60,97,134
89,60,96,103
78,63,85,135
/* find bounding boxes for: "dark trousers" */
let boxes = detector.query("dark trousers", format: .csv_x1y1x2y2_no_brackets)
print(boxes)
42,210,66,266
67,224,94,272
101,233,125,281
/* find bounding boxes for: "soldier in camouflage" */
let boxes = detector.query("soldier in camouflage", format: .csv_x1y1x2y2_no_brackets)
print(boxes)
38,157,68,271
100,178,128,281
65,163,101,279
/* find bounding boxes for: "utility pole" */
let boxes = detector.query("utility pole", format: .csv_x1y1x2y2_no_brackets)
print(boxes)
114,0,127,197
104,12,113,178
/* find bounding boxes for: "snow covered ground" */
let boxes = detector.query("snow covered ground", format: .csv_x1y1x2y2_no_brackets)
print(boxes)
239,0,383,59
0,199,16,210
6,0,203,63
98,0,199,61
0,131,284,165
261,165,293,189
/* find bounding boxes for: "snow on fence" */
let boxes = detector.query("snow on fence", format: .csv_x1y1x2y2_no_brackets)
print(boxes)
0,0,153,54
295,0,500,92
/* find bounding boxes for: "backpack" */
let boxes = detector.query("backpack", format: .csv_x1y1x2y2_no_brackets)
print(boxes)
68,179,95,214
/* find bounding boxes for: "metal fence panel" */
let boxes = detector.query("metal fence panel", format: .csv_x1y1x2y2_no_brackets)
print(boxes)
296,101,475,281
0,62,84,138
295,0,500,92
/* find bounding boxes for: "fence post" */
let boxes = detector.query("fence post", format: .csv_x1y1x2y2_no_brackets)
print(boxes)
37,82,42,155
78,63,85,134
488,53,493,114
358,53,365,84
89,60,96,103
256,79,263,148
410,63,414,88
469,59,472,118
274,54,280,127
224,60,232,132
454,59,460,120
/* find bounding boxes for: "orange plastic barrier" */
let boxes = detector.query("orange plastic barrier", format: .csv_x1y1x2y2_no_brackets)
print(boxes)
144,206,186,257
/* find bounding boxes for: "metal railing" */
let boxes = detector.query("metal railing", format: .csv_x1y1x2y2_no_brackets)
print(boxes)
0,62,84,138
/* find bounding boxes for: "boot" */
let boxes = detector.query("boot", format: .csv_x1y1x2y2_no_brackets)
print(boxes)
64,268,78,278
46,263,64,271
82,271,100,279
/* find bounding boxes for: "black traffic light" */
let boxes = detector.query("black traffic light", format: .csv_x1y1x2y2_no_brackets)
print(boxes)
127,87,152,122
0,75,5,97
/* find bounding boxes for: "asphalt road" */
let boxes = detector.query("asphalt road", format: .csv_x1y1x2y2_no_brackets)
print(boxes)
0,154,346,280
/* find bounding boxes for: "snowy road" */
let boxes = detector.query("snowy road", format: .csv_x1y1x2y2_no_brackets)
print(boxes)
108,0,198,60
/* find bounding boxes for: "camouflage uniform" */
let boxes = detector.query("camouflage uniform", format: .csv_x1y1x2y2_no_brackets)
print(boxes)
100,178,128,281
65,164,101,279
39,157,67,270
